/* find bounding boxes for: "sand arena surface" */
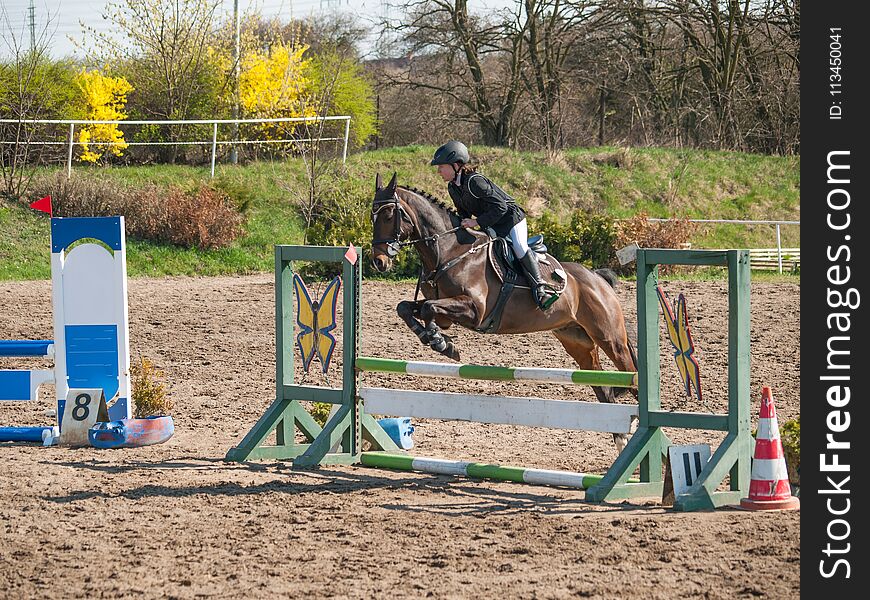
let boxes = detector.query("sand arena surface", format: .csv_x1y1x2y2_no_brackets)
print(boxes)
1,274,800,599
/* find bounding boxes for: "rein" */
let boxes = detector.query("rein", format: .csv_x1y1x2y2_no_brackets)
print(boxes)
420,237,493,288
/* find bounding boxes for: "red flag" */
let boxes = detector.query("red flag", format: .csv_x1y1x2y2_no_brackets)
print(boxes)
29,195,52,217
344,243,358,265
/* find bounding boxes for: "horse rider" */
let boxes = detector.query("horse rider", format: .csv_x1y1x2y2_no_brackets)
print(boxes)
431,140,558,310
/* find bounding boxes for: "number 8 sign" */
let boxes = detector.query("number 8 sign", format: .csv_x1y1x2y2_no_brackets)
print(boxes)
58,389,110,447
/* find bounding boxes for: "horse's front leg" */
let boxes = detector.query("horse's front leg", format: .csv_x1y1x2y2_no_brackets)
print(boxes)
397,300,431,346
397,299,454,355
419,295,479,361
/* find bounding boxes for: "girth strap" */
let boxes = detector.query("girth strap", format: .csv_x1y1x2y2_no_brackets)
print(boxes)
476,271,518,334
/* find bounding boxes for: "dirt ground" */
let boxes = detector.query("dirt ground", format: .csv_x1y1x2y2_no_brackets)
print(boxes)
1,273,800,599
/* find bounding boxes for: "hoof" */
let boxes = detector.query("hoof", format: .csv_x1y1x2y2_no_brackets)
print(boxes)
612,432,629,453
444,344,461,361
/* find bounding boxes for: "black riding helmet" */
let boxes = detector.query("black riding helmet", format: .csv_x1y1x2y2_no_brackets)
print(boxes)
430,140,470,166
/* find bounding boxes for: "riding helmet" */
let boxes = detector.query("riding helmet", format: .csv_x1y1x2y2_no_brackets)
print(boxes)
430,140,469,166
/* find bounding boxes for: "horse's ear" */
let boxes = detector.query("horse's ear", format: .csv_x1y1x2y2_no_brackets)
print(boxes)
387,172,398,191
375,172,383,191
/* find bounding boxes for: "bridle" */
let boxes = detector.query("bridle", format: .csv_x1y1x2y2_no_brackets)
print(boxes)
371,194,417,258
371,192,462,258
371,189,493,295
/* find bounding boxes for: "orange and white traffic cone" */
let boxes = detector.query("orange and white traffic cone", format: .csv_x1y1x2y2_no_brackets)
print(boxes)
740,386,800,510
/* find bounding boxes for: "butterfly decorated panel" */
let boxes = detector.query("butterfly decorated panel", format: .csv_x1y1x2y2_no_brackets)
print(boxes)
656,285,703,403
293,273,343,375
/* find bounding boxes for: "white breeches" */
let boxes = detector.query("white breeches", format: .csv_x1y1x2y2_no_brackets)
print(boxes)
508,219,530,258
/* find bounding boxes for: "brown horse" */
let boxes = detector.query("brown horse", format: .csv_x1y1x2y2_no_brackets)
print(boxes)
371,173,638,444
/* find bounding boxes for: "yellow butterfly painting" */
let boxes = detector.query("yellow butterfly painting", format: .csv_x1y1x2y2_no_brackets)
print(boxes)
656,285,702,402
293,274,342,374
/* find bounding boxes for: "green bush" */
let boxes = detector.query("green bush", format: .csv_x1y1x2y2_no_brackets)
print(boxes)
528,211,618,268
308,402,332,428
306,50,378,148
300,169,421,279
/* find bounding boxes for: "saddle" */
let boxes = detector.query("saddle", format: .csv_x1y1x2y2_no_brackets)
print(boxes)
476,234,568,334
488,234,568,291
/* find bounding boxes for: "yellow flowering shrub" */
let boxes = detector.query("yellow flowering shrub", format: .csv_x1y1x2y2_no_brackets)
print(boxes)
74,69,133,163
238,41,315,139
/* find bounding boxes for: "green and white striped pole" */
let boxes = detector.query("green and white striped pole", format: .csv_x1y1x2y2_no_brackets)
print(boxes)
361,452,639,489
356,357,637,388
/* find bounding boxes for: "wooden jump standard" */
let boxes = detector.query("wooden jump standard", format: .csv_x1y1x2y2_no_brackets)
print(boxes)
226,245,752,512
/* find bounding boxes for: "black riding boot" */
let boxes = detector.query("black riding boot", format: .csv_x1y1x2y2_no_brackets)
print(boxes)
519,252,558,310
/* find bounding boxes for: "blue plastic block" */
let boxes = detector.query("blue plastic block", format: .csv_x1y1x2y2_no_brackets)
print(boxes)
378,417,415,450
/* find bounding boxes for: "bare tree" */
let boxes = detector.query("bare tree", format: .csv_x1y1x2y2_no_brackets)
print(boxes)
657,0,748,148
565,0,799,152
733,0,800,153
379,0,523,146
511,0,600,155
245,11,371,58
1,8,72,198
648,0,800,151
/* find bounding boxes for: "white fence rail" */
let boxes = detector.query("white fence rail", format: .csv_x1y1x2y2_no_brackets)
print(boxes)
0,116,352,177
748,247,800,273
647,218,799,274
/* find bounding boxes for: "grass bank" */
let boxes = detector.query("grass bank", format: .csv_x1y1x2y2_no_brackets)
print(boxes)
0,145,799,281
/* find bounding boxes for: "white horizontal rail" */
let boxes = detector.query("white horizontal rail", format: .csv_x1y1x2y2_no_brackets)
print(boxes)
646,218,799,225
3,137,346,147
360,387,638,434
645,217,799,273
748,248,800,273
0,116,352,176
0,116,351,125
749,248,800,255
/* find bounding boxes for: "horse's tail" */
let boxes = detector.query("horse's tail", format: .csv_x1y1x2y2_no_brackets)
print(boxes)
594,267,619,288
627,335,639,371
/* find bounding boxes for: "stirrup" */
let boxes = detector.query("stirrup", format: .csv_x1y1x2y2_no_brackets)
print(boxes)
533,286,560,310
540,292,560,309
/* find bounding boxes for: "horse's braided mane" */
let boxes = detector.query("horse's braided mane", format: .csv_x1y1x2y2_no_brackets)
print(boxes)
400,185,458,216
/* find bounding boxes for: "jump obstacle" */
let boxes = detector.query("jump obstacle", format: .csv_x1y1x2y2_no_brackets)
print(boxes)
226,245,753,511
356,357,638,435
0,217,132,442
360,452,639,489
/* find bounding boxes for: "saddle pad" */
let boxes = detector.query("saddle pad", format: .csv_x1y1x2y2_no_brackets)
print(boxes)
488,242,568,294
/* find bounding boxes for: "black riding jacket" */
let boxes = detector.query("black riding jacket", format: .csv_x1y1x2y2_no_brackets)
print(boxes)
447,171,526,238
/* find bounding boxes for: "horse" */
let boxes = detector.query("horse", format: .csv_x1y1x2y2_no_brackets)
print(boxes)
370,173,638,448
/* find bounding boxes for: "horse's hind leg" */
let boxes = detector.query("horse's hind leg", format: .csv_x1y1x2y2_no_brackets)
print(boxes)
552,326,631,452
